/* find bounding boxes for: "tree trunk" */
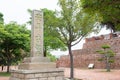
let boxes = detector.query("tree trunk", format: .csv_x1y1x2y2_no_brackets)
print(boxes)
7,60,10,73
7,65,10,73
68,45,74,80
1,66,4,71
44,48,47,57
106,22,115,33
6,59,10,73
106,57,110,72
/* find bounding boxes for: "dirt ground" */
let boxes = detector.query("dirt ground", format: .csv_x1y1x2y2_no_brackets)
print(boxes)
0,77,9,80
64,68,120,80
0,67,120,80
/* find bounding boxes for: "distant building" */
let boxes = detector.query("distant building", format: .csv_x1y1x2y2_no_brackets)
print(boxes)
56,33,120,69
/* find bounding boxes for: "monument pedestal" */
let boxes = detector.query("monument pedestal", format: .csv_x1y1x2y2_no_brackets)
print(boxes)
10,68,64,80
10,57,64,80
18,62,56,70
18,57,56,70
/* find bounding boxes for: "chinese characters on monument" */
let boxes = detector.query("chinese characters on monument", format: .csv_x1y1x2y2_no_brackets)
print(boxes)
31,10,43,57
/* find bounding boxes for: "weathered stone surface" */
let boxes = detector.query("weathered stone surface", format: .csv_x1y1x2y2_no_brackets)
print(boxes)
39,78,47,80
35,73,43,78
22,57,50,63
18,10,56,70
48,77,55,80
30,10,43,57
56,77,64,80
18,74,25,79
10,69,64,80
24,74,35,79
9,77,21,80
18,62,56,70
10,68,64,74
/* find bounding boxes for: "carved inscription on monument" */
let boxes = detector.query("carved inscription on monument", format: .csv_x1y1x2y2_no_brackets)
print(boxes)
31,10,43,57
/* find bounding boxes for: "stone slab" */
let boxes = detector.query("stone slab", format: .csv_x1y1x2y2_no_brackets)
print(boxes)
18,62,56,70
22,57,50,63
10,68,64,73
10,68,64,80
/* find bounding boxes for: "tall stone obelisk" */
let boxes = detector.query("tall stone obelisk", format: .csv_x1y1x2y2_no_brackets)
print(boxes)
31,10,43,57
18,10,56,69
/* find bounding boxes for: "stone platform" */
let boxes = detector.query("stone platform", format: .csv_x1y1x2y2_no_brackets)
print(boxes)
10,57,64,80
18,57,56,70
10,68,64,80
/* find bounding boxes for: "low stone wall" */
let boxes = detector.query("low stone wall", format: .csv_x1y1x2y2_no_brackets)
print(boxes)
10,69,64,80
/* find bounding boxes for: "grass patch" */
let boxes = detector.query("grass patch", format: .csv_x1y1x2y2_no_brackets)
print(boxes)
0,72,11,76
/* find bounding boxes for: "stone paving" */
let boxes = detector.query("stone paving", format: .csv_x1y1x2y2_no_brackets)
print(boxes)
1,68,120,80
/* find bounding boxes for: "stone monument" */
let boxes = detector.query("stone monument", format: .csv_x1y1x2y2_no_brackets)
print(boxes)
18,10,55,70
10,10,64,80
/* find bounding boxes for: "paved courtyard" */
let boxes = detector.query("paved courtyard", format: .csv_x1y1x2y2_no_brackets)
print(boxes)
0,68,120,80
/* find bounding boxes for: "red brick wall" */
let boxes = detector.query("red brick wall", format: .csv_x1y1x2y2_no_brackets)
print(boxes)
56,37,120,69
83,37,120,53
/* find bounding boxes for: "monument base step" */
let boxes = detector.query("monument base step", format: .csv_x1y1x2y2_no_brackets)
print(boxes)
18,62,56,70
23,57,50,63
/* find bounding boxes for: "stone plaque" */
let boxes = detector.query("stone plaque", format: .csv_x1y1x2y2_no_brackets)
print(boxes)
30,10,43,57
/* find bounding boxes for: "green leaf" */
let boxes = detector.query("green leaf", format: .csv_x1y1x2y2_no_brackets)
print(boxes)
102,44,110,49
109,60,114,63
98,58,103,61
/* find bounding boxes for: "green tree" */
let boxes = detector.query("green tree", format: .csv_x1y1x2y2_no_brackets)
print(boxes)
80,0,120,32
0,12,4,24
0,22,30,72
46,52,57,62
27,9,66,57
51,0,95,79
0,24,6,70
43,8,66,57
96,44,115,72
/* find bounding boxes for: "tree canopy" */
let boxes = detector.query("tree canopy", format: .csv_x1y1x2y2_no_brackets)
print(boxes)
0,22,30,72
81,0,120,32
51,0,96,79
96,44,115,72
0,12,4,24
43,8,66,54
